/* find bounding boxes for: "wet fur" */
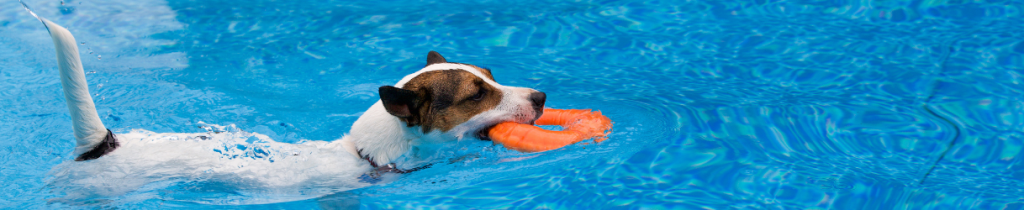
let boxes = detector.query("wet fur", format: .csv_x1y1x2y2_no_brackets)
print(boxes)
28,4,545,200
397,70,503,133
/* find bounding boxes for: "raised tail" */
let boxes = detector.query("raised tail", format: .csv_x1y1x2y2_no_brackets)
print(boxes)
22,1,117,160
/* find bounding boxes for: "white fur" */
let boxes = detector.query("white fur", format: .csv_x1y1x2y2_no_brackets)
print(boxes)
26,6,109,156
29,4,539,200
49,127,371,202
26,6,371,200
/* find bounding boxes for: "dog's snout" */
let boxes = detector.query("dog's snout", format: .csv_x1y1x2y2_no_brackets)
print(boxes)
529,91,546,111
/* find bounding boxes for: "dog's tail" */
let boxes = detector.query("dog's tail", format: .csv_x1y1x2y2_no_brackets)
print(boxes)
22,1,117,160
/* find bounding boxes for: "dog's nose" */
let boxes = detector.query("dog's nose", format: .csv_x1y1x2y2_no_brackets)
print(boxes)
529,91,546,111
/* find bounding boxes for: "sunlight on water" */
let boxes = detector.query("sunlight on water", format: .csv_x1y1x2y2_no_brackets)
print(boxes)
1,0,1023,208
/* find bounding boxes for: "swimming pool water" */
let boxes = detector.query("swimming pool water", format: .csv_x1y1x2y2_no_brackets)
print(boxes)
2,0,1024,208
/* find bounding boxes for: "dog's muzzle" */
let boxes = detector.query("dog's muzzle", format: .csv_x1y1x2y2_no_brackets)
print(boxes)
529,91,546,116
476,91,546,141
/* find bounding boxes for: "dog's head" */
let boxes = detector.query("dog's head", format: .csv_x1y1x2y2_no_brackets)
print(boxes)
378,51,545,140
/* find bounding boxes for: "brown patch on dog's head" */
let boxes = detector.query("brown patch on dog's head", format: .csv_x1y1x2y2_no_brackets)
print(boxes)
379,69,503,133
424,51,495,81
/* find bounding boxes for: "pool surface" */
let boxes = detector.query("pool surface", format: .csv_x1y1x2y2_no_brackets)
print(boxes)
2,0,1024,208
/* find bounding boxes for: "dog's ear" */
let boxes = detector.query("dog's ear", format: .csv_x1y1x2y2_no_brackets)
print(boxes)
379,86,420,120
426,51,447,66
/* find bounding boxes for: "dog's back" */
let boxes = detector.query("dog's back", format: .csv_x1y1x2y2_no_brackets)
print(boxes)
49,129,371,200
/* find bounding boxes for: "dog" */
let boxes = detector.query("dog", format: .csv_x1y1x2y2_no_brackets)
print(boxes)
25,5,545,200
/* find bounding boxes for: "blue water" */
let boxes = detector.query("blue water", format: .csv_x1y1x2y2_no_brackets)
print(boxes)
2,0,1024,208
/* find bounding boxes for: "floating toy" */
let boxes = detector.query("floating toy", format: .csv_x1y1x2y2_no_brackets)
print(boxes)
487,108,613,152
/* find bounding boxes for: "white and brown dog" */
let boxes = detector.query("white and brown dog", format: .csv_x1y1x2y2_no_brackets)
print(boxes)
27,4,544,198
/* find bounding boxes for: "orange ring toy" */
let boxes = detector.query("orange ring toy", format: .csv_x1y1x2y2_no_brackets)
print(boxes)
487,108,613,152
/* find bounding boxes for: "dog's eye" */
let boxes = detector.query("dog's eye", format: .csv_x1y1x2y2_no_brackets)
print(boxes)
471,89,486,101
